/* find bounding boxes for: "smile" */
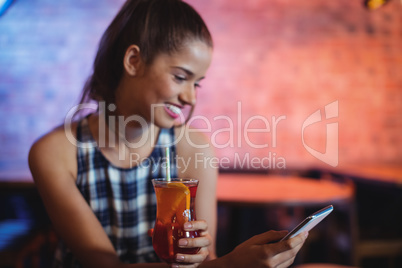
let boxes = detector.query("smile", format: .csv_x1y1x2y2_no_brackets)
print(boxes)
164,104,182,119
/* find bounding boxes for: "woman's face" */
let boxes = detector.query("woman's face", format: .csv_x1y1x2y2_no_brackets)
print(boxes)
115,40,213,129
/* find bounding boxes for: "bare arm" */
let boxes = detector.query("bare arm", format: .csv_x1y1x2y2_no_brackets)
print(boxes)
29,126,168,268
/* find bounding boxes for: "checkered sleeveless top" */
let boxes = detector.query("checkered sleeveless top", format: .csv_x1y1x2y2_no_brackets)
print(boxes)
53,117,178,267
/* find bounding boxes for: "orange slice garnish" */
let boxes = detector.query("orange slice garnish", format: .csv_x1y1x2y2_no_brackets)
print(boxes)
155,182,190,223
167,182,190,211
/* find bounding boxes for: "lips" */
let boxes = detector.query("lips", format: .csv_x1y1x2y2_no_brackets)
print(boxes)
164,103,182,119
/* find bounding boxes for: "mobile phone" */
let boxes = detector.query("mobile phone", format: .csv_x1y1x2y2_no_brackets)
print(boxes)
280,205,334,241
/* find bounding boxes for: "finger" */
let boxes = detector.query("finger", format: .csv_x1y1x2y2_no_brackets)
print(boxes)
172,264,198,268
245,230,288,245
260,231,307,262
199,230,210,237
263,240,303,268
171,264,196,268
284,231,308,249
274,242,304,268
269,231,306,257
271,234,306,267
175,248,209,264
277,256,297,268
184,220,208,231
178,236,211,248
198,228,211,238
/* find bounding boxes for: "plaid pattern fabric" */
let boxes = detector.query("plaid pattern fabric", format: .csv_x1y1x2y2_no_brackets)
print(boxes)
53,117,177,267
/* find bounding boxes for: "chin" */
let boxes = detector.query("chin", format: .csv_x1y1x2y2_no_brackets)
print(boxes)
153,118,176,129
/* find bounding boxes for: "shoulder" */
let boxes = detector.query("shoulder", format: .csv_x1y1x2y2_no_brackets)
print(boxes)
174,125,215,157
174,125,218,179
29,120,80,183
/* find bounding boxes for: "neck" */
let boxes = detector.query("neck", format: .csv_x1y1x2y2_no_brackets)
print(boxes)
98,110,158,148
88,112,160,168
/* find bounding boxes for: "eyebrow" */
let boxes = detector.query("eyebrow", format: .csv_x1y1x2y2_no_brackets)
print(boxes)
173,66,205,81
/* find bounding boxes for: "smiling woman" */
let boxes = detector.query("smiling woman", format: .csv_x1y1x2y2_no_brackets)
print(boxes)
29,1,216,266
28,0,308,267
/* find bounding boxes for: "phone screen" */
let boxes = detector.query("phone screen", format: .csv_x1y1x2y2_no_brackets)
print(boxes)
280,205,334,241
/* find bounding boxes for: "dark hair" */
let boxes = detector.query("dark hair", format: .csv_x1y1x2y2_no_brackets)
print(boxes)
80,0,213,105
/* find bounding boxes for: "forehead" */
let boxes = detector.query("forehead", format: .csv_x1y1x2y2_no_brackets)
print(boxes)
172,40,212,59
151,40,213,73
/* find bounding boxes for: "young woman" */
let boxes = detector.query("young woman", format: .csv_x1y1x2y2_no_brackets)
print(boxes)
29,0,307,267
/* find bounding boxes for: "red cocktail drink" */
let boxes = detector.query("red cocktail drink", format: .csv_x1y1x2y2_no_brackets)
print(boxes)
152,179,200,264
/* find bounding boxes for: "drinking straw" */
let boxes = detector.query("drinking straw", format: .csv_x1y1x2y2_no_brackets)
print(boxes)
165,147,171,181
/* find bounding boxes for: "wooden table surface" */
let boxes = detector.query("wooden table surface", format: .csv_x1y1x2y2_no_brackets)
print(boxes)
325,163,402,187
216,173,354,206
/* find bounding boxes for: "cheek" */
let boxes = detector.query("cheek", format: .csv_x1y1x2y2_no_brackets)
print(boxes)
154,79,177,99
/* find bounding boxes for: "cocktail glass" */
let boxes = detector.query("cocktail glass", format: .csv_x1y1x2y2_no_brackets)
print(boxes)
152,178,200,264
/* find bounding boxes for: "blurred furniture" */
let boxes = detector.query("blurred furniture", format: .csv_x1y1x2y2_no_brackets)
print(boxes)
326,164,402,187
216,173,354,205
318,164,402,268
216,173,356,265
0,176,56,268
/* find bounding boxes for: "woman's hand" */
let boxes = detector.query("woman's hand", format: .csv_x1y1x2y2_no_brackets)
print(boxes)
221,230,308,268
172,220,211,268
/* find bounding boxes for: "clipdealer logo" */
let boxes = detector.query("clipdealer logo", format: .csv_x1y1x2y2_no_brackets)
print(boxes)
63,100,339,169
301,101,339,167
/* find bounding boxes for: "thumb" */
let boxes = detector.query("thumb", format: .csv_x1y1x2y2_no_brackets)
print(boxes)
245,230,288,245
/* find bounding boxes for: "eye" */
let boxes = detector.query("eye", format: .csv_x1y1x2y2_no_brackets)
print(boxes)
194,82,201,88
174,75,186,83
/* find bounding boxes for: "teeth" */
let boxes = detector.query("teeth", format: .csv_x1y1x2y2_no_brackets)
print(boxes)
167,104,181,115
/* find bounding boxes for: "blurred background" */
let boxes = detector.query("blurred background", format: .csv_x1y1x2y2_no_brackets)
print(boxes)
0,0,401,267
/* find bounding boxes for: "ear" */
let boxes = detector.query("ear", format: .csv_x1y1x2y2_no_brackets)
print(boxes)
123,45,142,76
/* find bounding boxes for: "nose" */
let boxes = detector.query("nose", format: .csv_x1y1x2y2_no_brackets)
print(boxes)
179,85,197,106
